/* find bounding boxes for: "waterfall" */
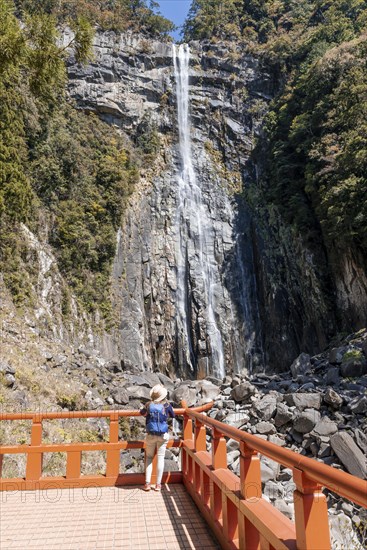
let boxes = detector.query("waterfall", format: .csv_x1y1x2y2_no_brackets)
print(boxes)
172,44,225,379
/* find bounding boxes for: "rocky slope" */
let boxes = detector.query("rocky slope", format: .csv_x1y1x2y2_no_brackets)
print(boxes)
1,326,366,546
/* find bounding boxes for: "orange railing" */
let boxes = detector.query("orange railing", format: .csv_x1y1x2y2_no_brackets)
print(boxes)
181,406,367,550
0,402,212,491
1,402,366,550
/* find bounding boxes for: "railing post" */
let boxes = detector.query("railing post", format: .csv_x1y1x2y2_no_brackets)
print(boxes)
201,469,211,506
210,428,227,526
106,413,120,478
194,417,206,452
66,451,81,479
193,417,206,494
293,468,331,550
26,415,43,481
181,401,193,481
182,403,193,441
212,428,227,469
239,441,262,500
222,494,239,544
239,441,262,550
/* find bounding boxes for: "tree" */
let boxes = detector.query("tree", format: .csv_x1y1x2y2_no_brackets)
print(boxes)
183,0,241,39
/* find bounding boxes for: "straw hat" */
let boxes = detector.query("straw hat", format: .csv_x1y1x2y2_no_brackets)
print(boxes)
150,384,167,403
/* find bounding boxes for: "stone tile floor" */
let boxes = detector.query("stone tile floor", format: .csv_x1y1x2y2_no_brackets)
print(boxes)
0,484,220,549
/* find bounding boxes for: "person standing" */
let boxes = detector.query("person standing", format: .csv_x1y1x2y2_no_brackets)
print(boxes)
140,384,175,492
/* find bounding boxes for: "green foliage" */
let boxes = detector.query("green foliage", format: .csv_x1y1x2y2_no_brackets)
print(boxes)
56,392,79,410
184,0,367,265
15,0,175,38
0,1,138,320
342,349,364,362
184,0,367,64
136,113,161,157
266,32,367,252
183,0,240,40
31,106,138,317
0,0,93,226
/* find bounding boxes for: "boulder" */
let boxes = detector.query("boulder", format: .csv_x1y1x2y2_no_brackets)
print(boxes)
354,429,367,454
105,360,123,373
324,367,340,386
222,375,232,387
274,403,293,427
261,462,276,483
126,386,151,402
323,387,343,408
227,450,240,466
227,439,240,452
231,376,242,388
253,394,277,421
158,373,175,391
4,373,16,387
290,353,312,378
128,374,153,387
329,512,365,550
84,390,104,410
294,410,320,434
205,376,223,386
330,432,367,479
329,347,345,365
341,353,367,378
230,382,256,402
264,480,284,501
268,434,286,447
142,372,162,387
291,393,322,411
110,388,129,405
199,381,221,401
348,396,367,414
313,419,338,437
255,421,276,435
215,409,227,421
274,499,294,520
225,412,249,429
318,443,332,458
261,458,280,482
170,385,197,407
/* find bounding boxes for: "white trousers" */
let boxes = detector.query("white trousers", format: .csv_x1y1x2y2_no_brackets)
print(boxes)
145,434,168,485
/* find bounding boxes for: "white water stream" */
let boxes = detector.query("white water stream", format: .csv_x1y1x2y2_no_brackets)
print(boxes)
173,44,225,379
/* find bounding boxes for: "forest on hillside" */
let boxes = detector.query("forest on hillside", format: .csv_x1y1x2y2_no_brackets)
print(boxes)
0,0,168,320
185,0,367,255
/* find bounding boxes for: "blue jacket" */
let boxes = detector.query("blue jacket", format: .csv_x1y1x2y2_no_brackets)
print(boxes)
140,402,175,434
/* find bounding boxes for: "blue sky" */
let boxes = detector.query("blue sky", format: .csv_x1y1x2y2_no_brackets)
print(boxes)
156,0,192,40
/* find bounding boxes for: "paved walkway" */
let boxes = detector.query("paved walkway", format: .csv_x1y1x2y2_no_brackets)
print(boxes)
0,484,220,550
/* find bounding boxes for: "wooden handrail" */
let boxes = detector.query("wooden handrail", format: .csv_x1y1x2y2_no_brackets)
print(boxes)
0,401,213,421
0,401,214,492
1,399,366,550
188,409,367,508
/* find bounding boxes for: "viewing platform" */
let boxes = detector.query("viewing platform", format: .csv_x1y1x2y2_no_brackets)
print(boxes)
1,402,366,549
0,484,219,549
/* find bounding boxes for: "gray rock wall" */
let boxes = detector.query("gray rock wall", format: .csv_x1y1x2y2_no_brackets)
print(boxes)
67,33,268,376
66,31,366,375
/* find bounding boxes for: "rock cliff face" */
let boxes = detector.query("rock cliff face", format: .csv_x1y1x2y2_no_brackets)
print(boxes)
67,32,269,376
66,31,365,375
